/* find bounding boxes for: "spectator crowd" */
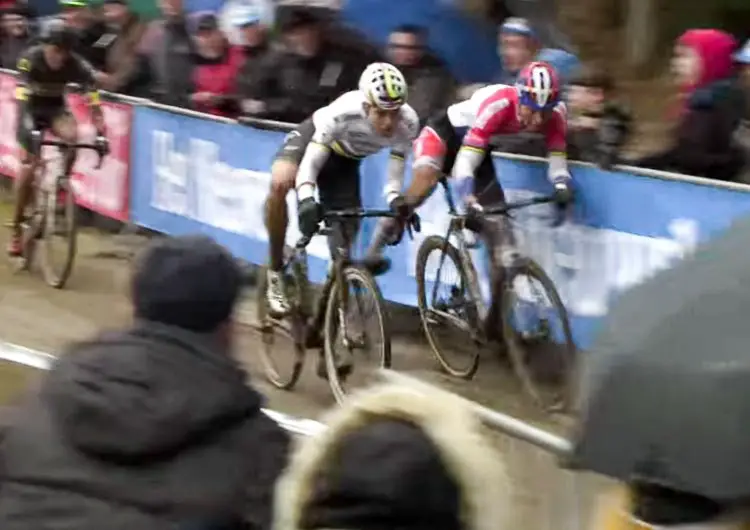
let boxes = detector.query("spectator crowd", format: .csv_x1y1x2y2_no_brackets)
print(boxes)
2,0,750,180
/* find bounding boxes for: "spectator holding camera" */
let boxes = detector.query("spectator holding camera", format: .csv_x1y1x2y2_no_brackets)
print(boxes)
191,13,243,117
567,66,631,168
632,29,744,181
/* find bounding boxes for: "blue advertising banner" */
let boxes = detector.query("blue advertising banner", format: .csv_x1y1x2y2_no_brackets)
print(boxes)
129,105,750,349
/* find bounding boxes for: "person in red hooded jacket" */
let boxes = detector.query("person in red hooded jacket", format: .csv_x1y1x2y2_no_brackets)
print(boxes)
633,29,745,181
190,13,244,117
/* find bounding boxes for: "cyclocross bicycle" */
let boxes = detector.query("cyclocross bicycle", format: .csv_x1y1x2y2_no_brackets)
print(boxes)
415,176,575,412
13,130,106,289
255,207,419,404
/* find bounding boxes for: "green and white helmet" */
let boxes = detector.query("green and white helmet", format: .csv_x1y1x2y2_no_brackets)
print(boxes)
359,62,408,110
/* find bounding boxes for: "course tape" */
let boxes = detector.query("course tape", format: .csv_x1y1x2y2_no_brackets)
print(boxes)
0,341,327,437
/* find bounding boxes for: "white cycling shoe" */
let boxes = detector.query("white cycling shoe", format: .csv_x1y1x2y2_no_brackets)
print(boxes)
266,269,291,317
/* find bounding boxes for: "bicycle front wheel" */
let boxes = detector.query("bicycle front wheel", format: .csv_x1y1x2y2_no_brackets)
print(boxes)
500,258,576,413
39,177,77,289
255,266,306,390
416,235,481,379
323,265,391,404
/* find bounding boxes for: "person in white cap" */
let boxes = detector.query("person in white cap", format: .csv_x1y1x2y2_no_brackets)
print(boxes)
496,17,539,84
234,4,271,115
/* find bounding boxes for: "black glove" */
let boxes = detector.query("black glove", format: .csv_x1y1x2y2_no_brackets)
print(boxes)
389,195,412,220
95,135,110,157
552,176,573,205
297,197,322,238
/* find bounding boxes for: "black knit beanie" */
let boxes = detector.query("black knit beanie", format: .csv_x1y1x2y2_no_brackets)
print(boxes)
131,235,242,333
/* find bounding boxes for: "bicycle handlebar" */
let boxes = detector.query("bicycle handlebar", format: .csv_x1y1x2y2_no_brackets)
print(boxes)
37,137,108,170
295,208,421,250
480,195,557,216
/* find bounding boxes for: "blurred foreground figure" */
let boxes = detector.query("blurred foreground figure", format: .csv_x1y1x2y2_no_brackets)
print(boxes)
0,235,290,530
274,382,509,530
572,216,750,529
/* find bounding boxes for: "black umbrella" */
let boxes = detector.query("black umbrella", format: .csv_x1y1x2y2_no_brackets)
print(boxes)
570,215,750,501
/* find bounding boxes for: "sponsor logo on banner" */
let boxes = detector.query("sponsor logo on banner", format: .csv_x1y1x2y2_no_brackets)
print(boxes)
150,130,331,259
0,72,130,221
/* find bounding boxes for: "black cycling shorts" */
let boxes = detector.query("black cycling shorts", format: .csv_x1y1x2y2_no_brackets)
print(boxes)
17,103,74,154
424,111,504,207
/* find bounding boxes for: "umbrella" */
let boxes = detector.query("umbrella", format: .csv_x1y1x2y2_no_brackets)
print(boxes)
569,214,750,501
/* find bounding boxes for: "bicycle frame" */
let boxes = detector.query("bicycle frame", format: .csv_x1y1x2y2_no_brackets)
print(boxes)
286,208,415,343
429,177,556,327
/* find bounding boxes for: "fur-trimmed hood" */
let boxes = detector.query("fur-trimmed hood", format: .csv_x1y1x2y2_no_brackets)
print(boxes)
274,383,509,530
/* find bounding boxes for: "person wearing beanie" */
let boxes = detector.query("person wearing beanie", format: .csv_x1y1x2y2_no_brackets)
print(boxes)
0,235,291,530
274,382,509,530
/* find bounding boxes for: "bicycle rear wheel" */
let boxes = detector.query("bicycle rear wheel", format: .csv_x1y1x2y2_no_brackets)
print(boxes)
324,265,391,404
39,176,77,289
416,235,481,379
500,258,576,412
255,265,306,390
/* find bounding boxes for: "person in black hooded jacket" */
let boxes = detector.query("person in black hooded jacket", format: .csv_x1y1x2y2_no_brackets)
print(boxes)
0,235,291,530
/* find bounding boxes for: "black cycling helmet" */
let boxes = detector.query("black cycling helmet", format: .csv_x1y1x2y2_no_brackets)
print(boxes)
41,19,76,51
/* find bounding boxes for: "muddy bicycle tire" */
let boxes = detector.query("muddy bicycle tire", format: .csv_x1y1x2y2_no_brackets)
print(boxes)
324,265,391,404
500,258,576,412
255,266,306,390
415,235,481,379
39,177,78,289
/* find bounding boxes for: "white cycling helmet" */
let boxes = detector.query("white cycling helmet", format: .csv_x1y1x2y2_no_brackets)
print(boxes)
359,62,408,110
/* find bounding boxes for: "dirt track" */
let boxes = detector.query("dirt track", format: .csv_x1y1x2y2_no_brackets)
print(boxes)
0,196,608,530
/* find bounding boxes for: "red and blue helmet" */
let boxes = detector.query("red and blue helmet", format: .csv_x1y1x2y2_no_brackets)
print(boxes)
516,61,560,112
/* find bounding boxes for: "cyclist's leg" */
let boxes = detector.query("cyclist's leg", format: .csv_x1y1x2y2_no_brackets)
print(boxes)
9,108,42,255
475,159,510,340
263,120,314,315
50,110,78,177
316,159,361,374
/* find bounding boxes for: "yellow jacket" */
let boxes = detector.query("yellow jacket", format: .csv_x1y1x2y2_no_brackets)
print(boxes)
592,487,750,530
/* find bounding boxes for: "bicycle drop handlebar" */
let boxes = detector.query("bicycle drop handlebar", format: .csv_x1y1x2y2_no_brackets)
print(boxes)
479,195,557,216
36,134,108,170
295,208,421,249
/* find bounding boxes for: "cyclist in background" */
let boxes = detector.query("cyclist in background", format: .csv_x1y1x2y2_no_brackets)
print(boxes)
8,21,107,256
263,62,420,317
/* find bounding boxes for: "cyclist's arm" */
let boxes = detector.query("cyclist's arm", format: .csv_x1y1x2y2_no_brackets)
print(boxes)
295,141,331,201
384,112,418,203
452,98,509,201
295,110,336,201
545,102,570,181
384,149,406,204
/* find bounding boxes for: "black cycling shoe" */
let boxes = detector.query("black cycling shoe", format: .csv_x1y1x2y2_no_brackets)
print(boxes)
316,351,353,380
360,255,391,276
305,328,324,349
